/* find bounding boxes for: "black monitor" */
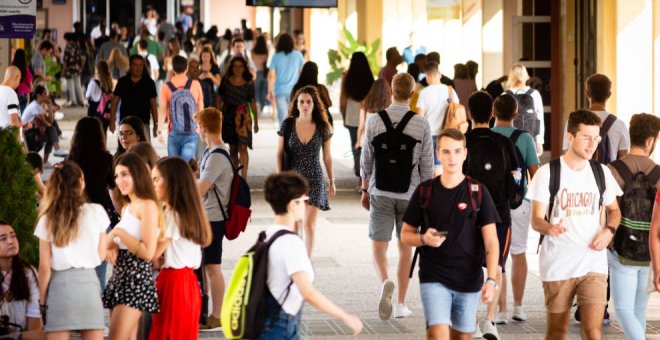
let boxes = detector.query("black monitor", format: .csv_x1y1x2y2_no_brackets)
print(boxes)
246,0,338,8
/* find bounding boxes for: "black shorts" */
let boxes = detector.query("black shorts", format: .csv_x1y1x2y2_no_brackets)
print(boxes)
203,220,226,265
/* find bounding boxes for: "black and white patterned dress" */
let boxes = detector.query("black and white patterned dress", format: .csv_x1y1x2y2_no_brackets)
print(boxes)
278,120,330,211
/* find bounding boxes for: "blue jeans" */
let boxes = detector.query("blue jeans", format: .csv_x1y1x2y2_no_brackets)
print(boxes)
257,292,302,340
431,134,441,166
275,93,290,127
346,126,360,177
255,70,269,109
167,132,199,161
95,261,107,292
420,282,480,333
608,250,650,340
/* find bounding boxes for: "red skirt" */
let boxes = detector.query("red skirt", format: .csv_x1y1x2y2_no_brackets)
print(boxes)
149,267,201,340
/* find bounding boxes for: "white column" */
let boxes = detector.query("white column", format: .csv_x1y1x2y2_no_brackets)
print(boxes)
106,0,110,26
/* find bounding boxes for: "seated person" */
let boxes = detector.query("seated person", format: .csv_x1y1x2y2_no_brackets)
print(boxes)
21,86,66,166
0,220,45,339
25,153,45,198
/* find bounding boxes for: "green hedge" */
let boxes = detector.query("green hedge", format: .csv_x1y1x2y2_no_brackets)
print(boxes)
0,127,39,265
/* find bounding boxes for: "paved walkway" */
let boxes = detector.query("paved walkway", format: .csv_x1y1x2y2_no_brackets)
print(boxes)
50,107,660,339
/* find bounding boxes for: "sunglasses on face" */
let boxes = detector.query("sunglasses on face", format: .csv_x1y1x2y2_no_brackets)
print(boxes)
118,130,135,137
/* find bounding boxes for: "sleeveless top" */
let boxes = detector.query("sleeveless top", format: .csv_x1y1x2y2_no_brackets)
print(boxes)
116,208,141,249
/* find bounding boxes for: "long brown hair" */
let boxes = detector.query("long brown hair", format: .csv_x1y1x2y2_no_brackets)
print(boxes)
38,161,86,247
96,60,114,93
155,157,212,246
362,78,392,113
289,85,332,141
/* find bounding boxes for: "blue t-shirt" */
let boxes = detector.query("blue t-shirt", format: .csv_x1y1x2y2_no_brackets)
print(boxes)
491,126,540,195
269,51,305,95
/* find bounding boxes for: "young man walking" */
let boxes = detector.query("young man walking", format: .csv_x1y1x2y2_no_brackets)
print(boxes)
110,55,158,138
360,72,434,320
464,91,520,340
491,93,540,323
158,55,203,161
401,129,500,340
527,109,622,340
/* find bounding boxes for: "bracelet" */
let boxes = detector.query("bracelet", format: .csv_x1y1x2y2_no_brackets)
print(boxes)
419,233,426,246
133,241,142,256
485,278,499,290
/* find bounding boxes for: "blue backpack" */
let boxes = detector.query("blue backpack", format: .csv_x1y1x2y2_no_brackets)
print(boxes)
167,78,198,134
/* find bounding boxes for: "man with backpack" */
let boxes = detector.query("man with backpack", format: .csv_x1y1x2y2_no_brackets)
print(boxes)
562,73,630,163
218,37,256,77
527,109,622,340
491,93,540,324
463,91,520,340
606,113,660,340
401,128,501,340
195,107,234,331
360,72,434,321
158,55,203,161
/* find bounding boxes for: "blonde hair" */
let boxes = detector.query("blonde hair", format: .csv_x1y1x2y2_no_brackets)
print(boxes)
107,48,129,74
392,73,415,101
506,63,530,89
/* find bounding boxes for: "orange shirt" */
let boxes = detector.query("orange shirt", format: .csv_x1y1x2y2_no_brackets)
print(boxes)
159,74,204,132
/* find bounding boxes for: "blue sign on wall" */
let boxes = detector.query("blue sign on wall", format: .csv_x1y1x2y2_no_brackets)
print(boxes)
0,0,37,39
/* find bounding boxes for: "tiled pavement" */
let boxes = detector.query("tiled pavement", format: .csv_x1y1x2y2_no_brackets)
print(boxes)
52,107,660,339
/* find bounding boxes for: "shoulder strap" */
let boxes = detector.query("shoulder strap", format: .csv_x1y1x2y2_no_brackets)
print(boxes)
589,160,606,207
448,86,455,102
525,88,534,95
211,147,236,171
166,81,177,93
466,176,483,218
548,158,561,211
395,111,417,133
184,77,193,90
609,160,633,187
506,89,514,96
601,114,617,135
265,229,295,247
377,110,394,132
510,129,524,144
210,147,237,220
647,165,660,187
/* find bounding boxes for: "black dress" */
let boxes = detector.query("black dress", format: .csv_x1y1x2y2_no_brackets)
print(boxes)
218,78,255,148
200,65,220,108
278,119,330,211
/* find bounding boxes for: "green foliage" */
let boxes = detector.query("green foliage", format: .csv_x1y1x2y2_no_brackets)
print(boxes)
0,127,39,265
326,26,381,84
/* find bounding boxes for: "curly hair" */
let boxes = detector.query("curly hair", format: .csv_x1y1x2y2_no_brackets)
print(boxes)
289,85,332,141
225,56,253,82
38,161,87,247
629,113,660,148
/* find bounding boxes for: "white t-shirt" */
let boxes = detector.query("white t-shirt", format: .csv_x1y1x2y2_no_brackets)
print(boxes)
0,85,20,128
507,87,545,144
266,225,314,315
526,157,622,282
86,79,103,102
416,83,454,135
20,101,44,124
561,110,630,159
34,203,109,271
0,269,40,330
162,210,202,269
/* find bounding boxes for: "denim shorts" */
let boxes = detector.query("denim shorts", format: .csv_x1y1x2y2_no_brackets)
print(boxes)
420,282,481,333
257,292,302,340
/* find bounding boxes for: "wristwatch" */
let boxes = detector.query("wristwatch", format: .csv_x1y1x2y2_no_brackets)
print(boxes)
485,278,499,290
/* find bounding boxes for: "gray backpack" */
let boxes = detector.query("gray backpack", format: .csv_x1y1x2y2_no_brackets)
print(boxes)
166,78,198,134
507,88,540,138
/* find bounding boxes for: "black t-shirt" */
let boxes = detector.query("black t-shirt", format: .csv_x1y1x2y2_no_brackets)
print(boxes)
113,75,157,124
403,177,500,293
464,128,520,225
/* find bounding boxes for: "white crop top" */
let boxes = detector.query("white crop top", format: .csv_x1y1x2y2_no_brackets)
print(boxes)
115,208,142,249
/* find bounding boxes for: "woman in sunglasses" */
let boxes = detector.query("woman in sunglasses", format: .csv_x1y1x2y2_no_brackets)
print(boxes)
114,116,148,160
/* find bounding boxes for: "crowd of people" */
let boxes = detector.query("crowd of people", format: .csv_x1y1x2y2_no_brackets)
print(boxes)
0,8,660,340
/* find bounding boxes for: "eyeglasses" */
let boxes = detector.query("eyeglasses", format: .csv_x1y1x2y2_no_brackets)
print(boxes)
118,130,135,137
578,135,602,143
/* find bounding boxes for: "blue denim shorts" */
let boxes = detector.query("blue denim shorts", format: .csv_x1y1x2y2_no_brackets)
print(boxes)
257,292,302,340
420,282,481,333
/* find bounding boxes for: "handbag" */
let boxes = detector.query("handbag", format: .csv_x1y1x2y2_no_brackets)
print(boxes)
441,86,469,133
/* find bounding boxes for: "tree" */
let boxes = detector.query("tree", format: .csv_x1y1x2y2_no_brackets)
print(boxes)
0,127,39,265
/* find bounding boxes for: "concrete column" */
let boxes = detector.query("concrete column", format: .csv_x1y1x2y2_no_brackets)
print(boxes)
597,0,617,112
482,0,503,88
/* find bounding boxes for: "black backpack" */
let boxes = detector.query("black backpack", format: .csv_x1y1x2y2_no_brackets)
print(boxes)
507,88,540,138
609,160,660,262
372,110,420,193
593,114,617,164
508,129,529,209
538,159,606,251
465,132,514,207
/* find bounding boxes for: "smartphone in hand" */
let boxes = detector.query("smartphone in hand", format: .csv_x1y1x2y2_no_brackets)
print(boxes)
433,230,448,237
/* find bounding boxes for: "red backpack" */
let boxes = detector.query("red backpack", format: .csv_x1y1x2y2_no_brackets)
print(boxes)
210,148,252,240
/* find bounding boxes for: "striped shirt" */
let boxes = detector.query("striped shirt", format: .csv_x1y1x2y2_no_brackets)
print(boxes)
360,102,434,200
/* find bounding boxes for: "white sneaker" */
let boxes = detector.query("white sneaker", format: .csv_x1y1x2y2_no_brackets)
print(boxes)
52,149,68,157
378,279,394,320
482,320,500,340
512,305,527,322
43,162,54,169
393,304,412,318
472,321,483,338
494,312,508,324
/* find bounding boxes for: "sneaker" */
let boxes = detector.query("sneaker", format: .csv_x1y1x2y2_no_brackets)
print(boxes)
199,316,222,332
393,304,412,318
52,149,68,157
494,312,508,324
603,310,611,326
512,305,527,322
482,321,500,340
43,162,54,169
378,279,395,320
472,321,483,338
